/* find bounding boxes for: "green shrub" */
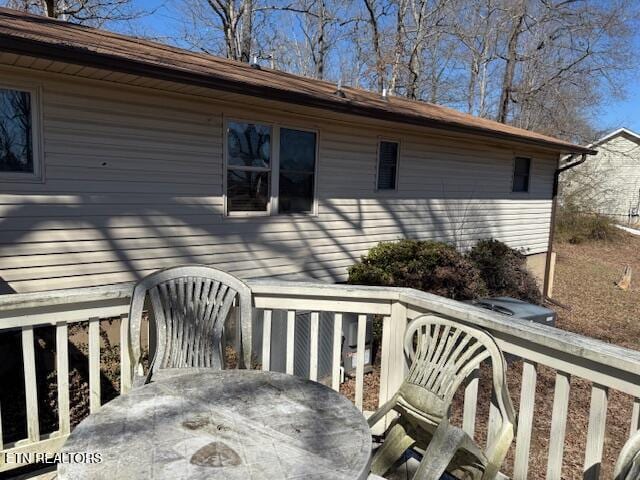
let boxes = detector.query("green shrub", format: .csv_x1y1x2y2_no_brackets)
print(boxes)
348,240,487,300
555,206,622,244
467,239,541,303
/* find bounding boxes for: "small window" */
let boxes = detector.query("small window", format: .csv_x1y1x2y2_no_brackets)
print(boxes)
377,140,398,190
226,121,271,213
0,87,35,174
278,128,316,214
512,157,531,192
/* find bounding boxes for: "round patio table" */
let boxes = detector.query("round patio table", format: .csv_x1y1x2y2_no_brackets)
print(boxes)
57,369,372,480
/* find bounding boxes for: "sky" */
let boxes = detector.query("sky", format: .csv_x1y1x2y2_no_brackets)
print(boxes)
128,0,640,136
599,74,640,134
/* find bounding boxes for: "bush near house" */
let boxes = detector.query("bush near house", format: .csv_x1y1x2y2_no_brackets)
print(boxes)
468,239,541,303
348,238,541,303
555,205,623,244
348,239,488,301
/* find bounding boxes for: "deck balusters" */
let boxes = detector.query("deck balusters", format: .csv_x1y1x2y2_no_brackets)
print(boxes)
56,322,70,435
513,360,537,479
286,310,295,375
332,313,343,391
584,384,609,480
546,371,571,479
309,312,319,382
88,317,101,413
21,326,39,443
261,310,272,371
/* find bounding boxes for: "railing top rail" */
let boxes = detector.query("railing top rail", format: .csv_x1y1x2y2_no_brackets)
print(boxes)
0,278,639,378
247,279,403,300
0,282,135,311
399,289,640,377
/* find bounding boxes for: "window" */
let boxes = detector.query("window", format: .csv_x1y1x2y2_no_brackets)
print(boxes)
377,140,398,190
226,121,272,213
0,87,37,176
225,120,317,216
512,157,531,193
278,128,316,214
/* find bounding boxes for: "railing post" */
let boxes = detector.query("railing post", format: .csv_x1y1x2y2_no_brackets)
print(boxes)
377,300,407,427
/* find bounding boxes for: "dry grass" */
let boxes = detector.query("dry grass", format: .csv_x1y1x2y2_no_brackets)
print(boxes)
553,234,640,349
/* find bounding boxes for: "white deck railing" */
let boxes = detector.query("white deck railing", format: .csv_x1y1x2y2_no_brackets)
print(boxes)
0,280,639,479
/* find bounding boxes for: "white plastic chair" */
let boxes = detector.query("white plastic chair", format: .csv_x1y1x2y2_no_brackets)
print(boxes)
128,265,252,385
615,430,640,480
368,315,516,480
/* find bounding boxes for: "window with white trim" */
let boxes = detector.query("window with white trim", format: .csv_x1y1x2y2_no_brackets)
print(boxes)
225,120,316,215
377,140,398,190
0,86,40,179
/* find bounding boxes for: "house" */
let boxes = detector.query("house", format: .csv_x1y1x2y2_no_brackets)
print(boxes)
0,8,594,294
562,127,640,224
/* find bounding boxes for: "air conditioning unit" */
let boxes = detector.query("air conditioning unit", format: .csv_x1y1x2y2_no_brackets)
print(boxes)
466,296,556,327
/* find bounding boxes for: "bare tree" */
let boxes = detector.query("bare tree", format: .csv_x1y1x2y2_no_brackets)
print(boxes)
268,0,335,79
403,0,449,99
362,0,386,93
494,0,638,135
5,0,142,26
449,0,500,115
496,0,526,123
179,0,257,62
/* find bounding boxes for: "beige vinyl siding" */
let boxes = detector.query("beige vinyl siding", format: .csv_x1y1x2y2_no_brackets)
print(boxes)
0,64,557,292
570,133,640,219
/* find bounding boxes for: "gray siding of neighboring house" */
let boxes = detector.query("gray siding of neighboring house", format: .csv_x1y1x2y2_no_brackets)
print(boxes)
0,62,558,293
565,132,640,221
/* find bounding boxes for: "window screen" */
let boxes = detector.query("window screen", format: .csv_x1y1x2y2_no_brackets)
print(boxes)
0,88,33,173
377,141,398,190
512,157,531,193
278,128,316,214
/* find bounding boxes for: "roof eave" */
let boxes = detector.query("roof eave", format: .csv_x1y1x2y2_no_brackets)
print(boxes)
0,34,595,156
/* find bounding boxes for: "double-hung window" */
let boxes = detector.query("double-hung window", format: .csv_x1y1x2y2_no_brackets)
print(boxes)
0,85,41,181
225,120,316,216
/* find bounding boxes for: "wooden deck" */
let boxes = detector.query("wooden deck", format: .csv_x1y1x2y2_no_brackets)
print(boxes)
1,280,640,478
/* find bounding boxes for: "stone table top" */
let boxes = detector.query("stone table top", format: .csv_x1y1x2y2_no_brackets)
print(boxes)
58,369,372,480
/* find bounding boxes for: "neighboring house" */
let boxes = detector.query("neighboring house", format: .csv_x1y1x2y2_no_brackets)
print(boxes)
0,8,593,293
562,128,640,224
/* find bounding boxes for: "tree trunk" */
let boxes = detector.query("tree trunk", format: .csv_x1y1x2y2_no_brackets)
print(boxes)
315,0,326,79
239,0,253,62
43,0,57,17
389,0,407,94
363,0,384,93
406,49,420,99
497,3,526,123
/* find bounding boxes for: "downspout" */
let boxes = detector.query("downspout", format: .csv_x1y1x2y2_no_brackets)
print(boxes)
542,153,588,300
